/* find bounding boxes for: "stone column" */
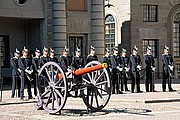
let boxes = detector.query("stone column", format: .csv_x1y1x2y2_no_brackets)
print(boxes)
52,0,67,56
91,0,105,60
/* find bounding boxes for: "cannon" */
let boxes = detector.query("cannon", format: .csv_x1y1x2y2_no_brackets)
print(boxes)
36,61,111,114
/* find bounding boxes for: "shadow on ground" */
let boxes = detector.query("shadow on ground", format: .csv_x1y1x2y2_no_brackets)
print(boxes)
50,108,153,117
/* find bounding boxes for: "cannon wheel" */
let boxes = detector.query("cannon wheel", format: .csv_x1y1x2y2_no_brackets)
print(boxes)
81,61,111,112
37,62,68,114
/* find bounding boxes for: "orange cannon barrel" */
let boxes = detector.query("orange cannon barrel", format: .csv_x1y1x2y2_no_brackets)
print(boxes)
58,63,108,80
74,63,108,76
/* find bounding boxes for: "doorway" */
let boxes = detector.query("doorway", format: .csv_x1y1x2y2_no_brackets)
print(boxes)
69,36,83,56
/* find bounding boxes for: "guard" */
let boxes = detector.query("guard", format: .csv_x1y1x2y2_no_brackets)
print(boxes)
10,48,21,98
49,48,58,63
18,47,33,100
144,46,156,92
59,46,71,71
120,48,130,92
162,45,175,92
71,47,85,96
40,46,50,67
86,45,98,64
102,48,111,74
32,48,41,96
110,46,123,94
130,46,142,93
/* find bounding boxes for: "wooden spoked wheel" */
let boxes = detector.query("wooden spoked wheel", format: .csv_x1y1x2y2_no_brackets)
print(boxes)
37,62,68,114
81,61,111,112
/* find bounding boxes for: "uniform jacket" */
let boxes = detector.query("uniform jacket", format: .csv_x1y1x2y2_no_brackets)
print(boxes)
110,54,122,69
86,55,98,64
144,54,155,70
49,57,58,63
32,56,41,73
162,53,174,72
102,55,111,68
71,56,84,69
10,57,19,76
120,55,130,69
130,54,141,72
59,55,71,71
40,56,50,67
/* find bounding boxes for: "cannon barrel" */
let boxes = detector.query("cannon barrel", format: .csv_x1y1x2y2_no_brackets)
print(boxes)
74,63,108,76
58,63,108,80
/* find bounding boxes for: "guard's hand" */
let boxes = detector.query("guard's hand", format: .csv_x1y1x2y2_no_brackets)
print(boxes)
125,67,130,72
151,66,156,71
137,65,142,70
25,69,29,73
18,68,21,73
116,66,123,71
168,65,174,71
67,68,72,73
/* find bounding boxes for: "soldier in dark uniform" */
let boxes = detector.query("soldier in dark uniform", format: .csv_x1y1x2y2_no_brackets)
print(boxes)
120,48,130,92
18,47,33,100
102,48,111,75
59,46,71,72
130,46,142,93
40,47,50,67
144,46,156,92
71,47,85,96
10,48,21,98
86,45,98,64
49,48,58,63
110,46,123,94
32,48,41,96
162,45,175,92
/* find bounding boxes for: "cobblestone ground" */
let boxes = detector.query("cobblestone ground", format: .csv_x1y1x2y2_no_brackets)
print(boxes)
1,82,180,120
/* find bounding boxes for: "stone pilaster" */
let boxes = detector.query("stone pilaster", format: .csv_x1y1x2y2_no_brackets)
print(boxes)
91,0,105,60
52,0,67,56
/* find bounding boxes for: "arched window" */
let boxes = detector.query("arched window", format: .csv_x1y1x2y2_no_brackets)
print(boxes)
105,14,115,51
173,12,180,57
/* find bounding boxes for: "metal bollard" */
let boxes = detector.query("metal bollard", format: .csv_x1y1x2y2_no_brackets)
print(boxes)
0,77,3,102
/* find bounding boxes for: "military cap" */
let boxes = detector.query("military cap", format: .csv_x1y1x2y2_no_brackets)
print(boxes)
112,46,118,51
122,48,127,53
22,46,28,53
14,48,20,54
132,46,138,51
90,45,95,51
75,47,81,52
164,45,169,50
43,46,48,52
105,48,110,52
35,48,40,53
50,48,55,53
62,46,68,52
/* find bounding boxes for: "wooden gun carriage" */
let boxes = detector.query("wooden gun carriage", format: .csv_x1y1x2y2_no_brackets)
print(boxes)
36,61,111,114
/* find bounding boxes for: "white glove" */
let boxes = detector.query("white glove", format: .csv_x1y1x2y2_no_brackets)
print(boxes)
30,69,33,74
67,68,72,73
18,68,21,73
25,69,29,73
151,66,156,71
116,66,123,71
168,65,174,71
137,65,142,70
125,67,130,72
25,69,32,74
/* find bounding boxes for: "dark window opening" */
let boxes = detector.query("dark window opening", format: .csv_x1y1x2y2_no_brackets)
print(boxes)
0,35,10,68
143,39,158,58
143,5,158,22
